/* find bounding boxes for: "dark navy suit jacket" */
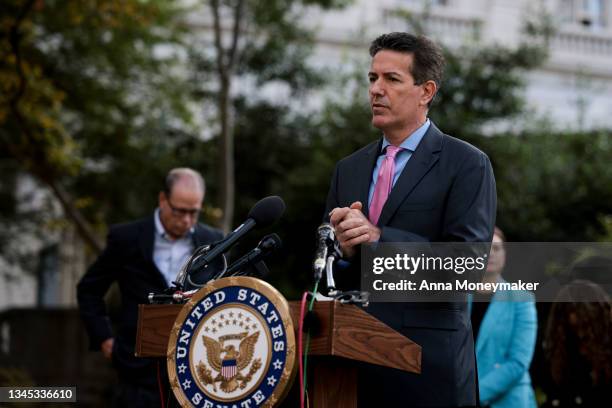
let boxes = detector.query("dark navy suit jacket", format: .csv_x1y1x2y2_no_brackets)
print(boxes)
325,122,496,407
76,216,223,386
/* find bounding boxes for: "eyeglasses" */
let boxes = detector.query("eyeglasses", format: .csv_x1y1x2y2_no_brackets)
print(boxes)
166,198,201,219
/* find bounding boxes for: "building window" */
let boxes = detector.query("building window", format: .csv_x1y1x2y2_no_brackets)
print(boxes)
560,0,607,29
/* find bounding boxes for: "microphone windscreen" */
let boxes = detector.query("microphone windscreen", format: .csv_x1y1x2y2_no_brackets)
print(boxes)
248,196,286,227
317,222,333,233
259,233,282,251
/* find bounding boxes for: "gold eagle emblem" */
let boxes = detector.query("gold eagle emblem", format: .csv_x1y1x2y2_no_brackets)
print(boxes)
196,331,262,393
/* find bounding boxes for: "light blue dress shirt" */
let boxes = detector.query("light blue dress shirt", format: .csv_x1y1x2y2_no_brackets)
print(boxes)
368,119,431,207
153,209,195,286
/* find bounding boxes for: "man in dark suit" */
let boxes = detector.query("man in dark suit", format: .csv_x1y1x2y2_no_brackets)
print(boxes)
77,168,223,407
326,33,496,406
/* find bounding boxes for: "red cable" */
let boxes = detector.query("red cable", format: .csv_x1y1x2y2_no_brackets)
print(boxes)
157,361,166,408
298,291,308,408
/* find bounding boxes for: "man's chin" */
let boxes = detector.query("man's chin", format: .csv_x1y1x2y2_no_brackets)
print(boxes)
170,229,189,239
371,116,386,130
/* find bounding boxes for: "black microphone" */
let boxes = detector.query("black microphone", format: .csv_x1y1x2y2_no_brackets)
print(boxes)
221,233,282,277
148,292,184,304
313,223,335,281
188,196,286,274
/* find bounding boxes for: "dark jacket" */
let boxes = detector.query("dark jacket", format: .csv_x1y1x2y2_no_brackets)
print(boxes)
325,122,496,406
77,216,223,385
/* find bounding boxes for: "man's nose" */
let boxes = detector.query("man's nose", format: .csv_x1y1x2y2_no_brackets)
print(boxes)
179,213,193,223
370,79,384,97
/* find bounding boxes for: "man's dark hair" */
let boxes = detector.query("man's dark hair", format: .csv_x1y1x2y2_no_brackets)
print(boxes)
369,32,445,90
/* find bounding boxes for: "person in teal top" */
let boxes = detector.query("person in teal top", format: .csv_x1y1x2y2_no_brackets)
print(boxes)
469,227,538,408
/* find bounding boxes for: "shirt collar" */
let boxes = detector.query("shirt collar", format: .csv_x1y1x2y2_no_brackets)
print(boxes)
381,118,430,153
154,208,194,240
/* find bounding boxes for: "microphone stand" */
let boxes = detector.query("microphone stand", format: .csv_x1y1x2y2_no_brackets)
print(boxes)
324,240,341,296
322,239,370,307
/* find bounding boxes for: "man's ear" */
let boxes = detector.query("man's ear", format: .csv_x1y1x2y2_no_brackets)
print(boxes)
158,191,166,207
421,80,438,106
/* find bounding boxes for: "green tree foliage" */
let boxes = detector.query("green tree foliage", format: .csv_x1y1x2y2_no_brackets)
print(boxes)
432,42,546,138
478,131,612,242
1,0,352,292
2,0,610,297
1,0,196,251
184,0,350,294
189,0,349,233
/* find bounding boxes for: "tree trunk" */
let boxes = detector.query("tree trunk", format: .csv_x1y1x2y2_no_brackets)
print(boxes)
219,75,235,234
45,179,104,254
210,0,244,234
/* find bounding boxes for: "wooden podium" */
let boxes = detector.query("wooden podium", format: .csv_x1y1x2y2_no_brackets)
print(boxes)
136,300,421,407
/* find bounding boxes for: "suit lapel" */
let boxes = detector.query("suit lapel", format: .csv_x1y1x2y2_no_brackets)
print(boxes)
192,224,217,248
192,226,204,248
358,139,383,218
140,215,168,288
377,123,443,227
140,216,156,264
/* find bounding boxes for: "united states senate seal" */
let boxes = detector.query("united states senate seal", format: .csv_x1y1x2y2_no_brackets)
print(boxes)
167,277,296,407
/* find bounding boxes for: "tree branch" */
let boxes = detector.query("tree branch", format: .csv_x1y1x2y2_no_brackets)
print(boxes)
210,0,226,76
227,0,245,70
4,0,104,254
8,0,37,110
45,179,104,254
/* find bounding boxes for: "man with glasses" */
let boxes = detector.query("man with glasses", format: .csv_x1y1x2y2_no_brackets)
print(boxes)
77,168,223,407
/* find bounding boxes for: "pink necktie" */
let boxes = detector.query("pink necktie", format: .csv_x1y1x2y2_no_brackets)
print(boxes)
369,145,403,225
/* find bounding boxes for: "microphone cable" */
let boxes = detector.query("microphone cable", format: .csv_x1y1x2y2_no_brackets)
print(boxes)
298,292,307,408
157,361,166,408
299,280,319,408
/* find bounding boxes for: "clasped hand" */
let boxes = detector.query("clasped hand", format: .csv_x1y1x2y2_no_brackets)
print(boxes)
329,201,381,258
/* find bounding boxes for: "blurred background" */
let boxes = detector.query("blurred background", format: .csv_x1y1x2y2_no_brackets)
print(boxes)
1,0,611,406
